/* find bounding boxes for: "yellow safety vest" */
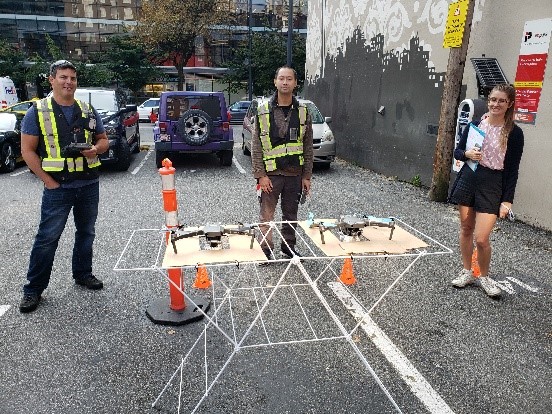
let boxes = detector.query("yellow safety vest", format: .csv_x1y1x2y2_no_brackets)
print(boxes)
257,99,307,172
36,97,101,172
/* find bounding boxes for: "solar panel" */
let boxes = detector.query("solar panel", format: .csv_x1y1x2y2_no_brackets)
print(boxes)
470,57,509,97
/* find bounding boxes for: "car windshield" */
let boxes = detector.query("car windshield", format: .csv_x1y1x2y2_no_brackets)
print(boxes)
143,99,159,108
75,90,118,112
304,102,324,124
0,113,17,131
230,101,249,110
166,96,222,121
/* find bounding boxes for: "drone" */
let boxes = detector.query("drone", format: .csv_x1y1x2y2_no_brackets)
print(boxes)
169,223,258,254
307,213,395,244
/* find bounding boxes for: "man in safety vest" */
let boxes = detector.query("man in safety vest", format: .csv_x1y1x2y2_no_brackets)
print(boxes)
252,66,313,260
19,60,109,313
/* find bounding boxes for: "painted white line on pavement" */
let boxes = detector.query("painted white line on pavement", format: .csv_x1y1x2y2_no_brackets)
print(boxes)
0,305,11,318
132,148,154,175
329,282,455,414
10,168,30,177
233,156,247,174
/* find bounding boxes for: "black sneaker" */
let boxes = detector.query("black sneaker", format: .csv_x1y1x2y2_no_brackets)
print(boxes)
281,245,302,258
75,275,104,290
19,294,41,313
260,248,275,266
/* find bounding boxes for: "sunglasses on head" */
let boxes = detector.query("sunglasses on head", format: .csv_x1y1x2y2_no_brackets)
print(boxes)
50,60,76,75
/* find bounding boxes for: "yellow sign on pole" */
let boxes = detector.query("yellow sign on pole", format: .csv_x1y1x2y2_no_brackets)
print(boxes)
443,0,469,48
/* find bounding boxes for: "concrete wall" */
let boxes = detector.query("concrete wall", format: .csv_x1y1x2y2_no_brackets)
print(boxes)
304,0,552,230
465,3,552,229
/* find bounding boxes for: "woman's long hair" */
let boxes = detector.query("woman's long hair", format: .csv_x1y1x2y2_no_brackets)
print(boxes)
490,84,516,149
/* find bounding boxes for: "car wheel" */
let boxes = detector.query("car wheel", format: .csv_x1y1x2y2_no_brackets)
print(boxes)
177,109,212,146
114,139,131,171
156,150,169,168
132,124,141,154
242,135,250,156
220,150,233,166
0,142,16,173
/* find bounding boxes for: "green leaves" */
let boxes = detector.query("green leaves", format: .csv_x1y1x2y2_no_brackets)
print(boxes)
133,0,230,90
223,30,306,96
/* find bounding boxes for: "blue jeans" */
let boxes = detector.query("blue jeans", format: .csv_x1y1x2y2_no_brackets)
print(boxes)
23,181,99,295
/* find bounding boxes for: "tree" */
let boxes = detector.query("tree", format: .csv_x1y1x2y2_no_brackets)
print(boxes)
74,63,115,88
0,40,28,99
95,35,160,98
223,30,306,97
133,0,232,91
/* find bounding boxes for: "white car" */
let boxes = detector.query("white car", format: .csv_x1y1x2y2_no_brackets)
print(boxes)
137,98,160,122
242,98,336,169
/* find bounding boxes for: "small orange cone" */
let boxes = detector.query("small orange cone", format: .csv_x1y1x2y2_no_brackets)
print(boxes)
471,248,481,277
193,264,212,289
339,257,356,285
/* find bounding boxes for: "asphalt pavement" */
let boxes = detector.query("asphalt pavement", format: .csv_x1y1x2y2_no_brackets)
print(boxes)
0,123,550,414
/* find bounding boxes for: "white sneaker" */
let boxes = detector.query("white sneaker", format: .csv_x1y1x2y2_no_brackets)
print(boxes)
479,276,501,297
451,269,476,287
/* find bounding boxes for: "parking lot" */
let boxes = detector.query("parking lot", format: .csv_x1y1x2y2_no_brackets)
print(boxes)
1,124,551,414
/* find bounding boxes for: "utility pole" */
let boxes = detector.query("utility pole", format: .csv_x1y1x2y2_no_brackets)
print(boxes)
287,0,293,66
248,0,253,100
428,0,476,201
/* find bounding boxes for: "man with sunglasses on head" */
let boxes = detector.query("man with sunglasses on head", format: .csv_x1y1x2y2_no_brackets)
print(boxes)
19,60,109,313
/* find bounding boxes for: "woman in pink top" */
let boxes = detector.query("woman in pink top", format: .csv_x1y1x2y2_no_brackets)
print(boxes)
449,84,524,297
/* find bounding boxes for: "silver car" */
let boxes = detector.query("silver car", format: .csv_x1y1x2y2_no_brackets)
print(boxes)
242,98,336,169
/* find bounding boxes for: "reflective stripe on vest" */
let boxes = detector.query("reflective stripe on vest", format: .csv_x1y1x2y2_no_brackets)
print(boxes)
36,98,100,171
257,100,307,172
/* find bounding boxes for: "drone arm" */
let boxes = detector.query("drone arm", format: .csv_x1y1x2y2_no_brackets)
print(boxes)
223,225,258,249
170,229,203,253
363,216,396,240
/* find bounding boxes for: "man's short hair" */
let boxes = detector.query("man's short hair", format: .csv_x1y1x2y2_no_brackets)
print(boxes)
274,66,297,80
50,60,77,77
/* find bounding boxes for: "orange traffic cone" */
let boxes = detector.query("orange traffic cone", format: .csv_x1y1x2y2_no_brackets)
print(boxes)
193,264,212,289
339,257,356,285
471,248,481,277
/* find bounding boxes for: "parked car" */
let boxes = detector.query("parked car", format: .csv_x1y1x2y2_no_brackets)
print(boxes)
0,99,37,115
0,111,23,173
153,91,233,168
242,98,336,169
74,88,140,171
137,98,160,122
228,100,251,125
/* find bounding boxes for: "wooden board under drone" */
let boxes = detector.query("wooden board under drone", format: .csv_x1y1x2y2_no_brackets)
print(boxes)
161,221,428,268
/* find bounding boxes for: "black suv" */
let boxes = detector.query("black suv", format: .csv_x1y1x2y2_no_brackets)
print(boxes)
74,88,140,171
153,91,233,168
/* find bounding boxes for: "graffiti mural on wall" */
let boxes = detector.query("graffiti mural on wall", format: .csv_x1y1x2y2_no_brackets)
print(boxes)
304,29,446,183
305,0,485,184
307,0,485,79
